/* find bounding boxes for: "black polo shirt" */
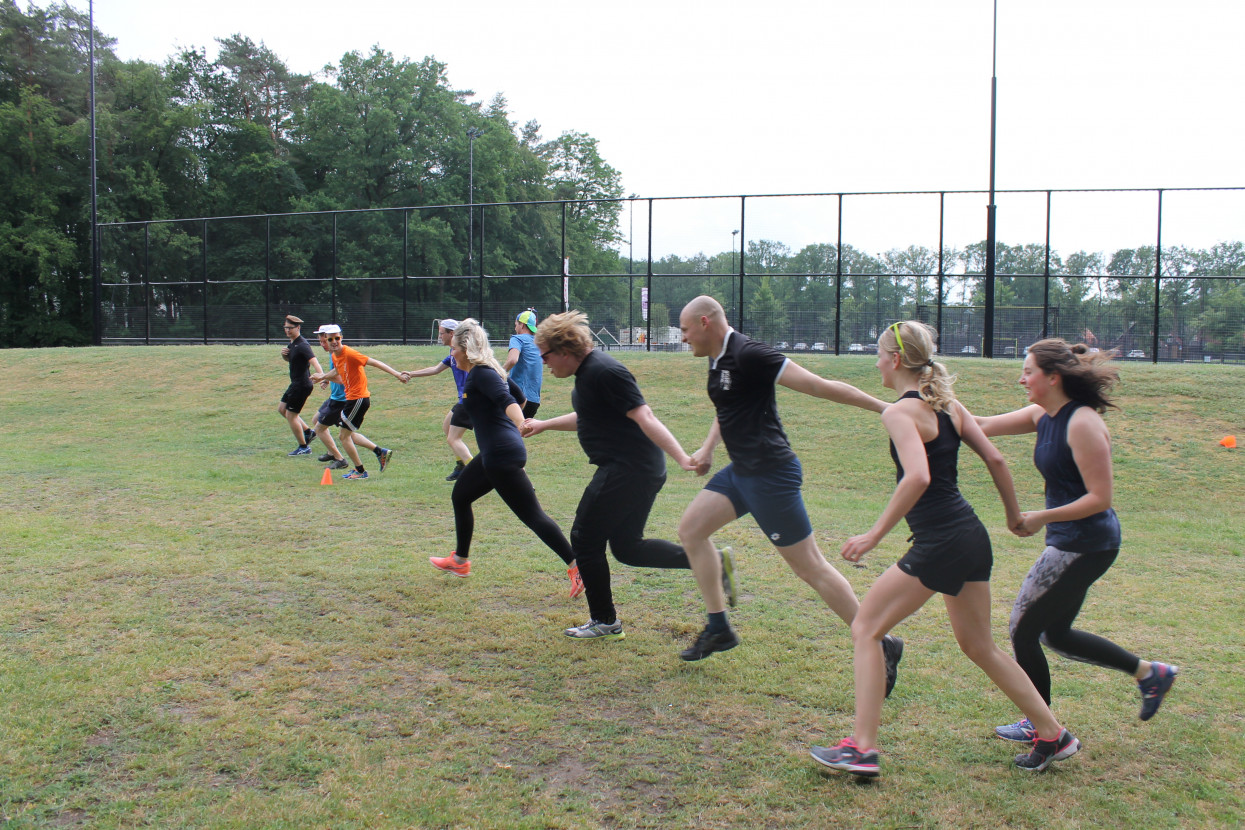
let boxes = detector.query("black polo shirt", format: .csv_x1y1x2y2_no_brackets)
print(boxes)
707,330,796,475
572,350,665,478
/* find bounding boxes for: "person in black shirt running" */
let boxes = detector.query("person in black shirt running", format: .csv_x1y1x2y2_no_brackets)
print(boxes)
428,319,580,598
278,315,323,456
675,296,900,678
522,311,708,640
810,321,1078,778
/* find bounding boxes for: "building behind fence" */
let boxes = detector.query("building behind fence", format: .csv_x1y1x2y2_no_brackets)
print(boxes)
98,188,1245,363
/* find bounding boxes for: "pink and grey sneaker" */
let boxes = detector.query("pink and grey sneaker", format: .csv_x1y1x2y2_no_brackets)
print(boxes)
810,738,880,778
1138,662,1178,721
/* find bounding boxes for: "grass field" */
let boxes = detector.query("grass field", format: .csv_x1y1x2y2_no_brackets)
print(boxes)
1,345,1242,829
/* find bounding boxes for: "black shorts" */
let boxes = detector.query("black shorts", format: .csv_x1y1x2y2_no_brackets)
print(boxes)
338,397,370,431
280,382,314,413
449,402,474,430
317,398,346,427
897,512,993,596
521,400,540,420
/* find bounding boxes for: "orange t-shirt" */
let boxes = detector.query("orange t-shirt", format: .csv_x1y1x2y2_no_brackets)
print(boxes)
334,345,371,401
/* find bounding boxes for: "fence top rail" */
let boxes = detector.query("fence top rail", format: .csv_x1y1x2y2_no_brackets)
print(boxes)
97,186,1245,229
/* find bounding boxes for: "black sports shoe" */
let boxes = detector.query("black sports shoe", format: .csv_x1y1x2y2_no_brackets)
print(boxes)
303,428,315,445
317,452,335,462
679,626,739,661
1013,728,1080,771
327,458,349,470
446,461,465,482
882,635,904,698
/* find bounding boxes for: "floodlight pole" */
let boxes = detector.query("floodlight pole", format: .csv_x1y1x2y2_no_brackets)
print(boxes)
983,0,998,358
90,0,101,345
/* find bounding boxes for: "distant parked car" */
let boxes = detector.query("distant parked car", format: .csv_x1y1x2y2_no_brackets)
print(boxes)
775,341,790,350
811,342,827,351
794,342,808,351
961,345,979,354
848,342,865,352
1127,349,1146,358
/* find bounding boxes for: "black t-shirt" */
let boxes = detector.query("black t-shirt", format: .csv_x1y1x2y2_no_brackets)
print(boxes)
461,365,527,468
572,350,665,478
707,330,797,475
286,335,315,387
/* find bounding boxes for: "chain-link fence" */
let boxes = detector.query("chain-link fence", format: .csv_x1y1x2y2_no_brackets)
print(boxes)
98,188,1245,363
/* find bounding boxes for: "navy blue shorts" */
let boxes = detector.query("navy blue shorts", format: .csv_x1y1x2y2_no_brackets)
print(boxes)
704,457,813,547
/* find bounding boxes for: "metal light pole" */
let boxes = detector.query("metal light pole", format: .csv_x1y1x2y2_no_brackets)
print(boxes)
983,0,999,358
89,0,101,344
466,127,482,320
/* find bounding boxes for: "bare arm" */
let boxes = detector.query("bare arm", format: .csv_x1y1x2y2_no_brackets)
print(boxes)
505,402,525,430
975,405,1043,437
310,356,324,377
311,367,339,384
1017,408,1114,534
521,412,578,437
955,402,1024,532
841,402,930,563
365,356,408,383
689,417,722,477
778,360,888,413
628,405,697,471
503,348,519,372
405,362,449,379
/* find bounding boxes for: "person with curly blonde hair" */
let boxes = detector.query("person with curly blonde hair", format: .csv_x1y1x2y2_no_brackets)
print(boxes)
812,321,1079,777
975,338,1177,745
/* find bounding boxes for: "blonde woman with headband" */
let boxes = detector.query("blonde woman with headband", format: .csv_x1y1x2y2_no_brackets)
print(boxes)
428,319,581,597
811,321,1079,778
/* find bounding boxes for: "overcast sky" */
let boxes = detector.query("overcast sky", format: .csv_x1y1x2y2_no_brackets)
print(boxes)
64,0,1245,259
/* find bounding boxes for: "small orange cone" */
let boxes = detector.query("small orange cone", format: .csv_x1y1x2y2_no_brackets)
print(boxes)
320,467,334,485
1220,435,1237,449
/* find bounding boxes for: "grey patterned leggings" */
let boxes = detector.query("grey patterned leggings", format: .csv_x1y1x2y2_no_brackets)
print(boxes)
1009,545,1141,705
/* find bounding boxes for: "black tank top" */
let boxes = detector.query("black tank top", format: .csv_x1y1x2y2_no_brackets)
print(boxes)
888,391,975,532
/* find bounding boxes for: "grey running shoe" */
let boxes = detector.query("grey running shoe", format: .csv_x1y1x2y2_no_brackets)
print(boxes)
995,717,1037,743
328,458,349,470
288,445,311,456
1013,728,1080,771
564,619,625,640
882,634,903,698
718,546,737,608
375,447,393,472
1138,662,1178,721
810,738,880,778
317,452,335,462
680,626,739,661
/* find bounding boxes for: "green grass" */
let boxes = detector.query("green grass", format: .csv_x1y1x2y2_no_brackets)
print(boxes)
1,346,1242,829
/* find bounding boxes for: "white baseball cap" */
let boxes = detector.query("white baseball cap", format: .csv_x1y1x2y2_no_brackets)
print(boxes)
313,324,342,335
439,319,460,331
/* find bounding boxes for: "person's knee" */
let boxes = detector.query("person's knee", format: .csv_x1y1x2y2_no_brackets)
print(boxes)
850,615,885,645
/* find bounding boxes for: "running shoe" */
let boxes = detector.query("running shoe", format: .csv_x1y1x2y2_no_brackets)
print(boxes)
288,445,311,456
994,717,1037,743
429,554,470,577
303,428,315,445
568,564,585,599
1138,662,1179,721
718,546,737,608
375,447,393,472
1013,728,1080,771
882,634,904,699
679,626,740,661
327,458,349,470
446,462,465,482
809,738,880,778
342,469,368,480
317,452,335,462
564,619,625,640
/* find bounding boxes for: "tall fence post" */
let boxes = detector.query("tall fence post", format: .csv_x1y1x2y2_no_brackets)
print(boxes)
1043,190,1052,339
834,194,843,354
144,223,151,346
1153,189,1163,363
402,209,409,344
331,213,338,324
264,216,271,344
737,196,746,332
646,199,653,352
202,219,209,344
936,192,945,345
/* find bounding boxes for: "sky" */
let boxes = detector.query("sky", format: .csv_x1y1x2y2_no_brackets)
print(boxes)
58,0,1245,260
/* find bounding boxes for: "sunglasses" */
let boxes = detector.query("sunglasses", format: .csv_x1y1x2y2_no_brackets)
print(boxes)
326,336,342,342
540,349,553,362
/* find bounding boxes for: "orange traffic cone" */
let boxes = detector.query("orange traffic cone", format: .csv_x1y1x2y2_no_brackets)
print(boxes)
320,467,334,485
1220,435,1237,449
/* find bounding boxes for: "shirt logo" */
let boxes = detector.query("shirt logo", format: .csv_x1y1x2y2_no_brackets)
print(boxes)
720,370,732,390
770,532,781,542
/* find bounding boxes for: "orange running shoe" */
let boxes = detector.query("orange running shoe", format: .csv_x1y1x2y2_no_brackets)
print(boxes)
429,553,470,577
568,563,585,599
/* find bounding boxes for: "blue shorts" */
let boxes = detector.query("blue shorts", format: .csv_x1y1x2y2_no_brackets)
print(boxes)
704,457,813,547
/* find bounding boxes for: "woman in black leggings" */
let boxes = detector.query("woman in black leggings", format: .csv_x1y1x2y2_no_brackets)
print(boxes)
428,319,580,596
977,339,1177,743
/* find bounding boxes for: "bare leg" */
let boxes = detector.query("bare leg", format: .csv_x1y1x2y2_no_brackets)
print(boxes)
945,582,1063,740
314,421,344,460
444,411,472,463
850,565,934,749
339,428,364,468
279,403,307,444
676,489,738,613
775,535,860,625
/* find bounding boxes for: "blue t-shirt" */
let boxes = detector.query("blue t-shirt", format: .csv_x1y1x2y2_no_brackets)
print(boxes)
441,353,469,402
508,332,542,404
329,355,345,402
